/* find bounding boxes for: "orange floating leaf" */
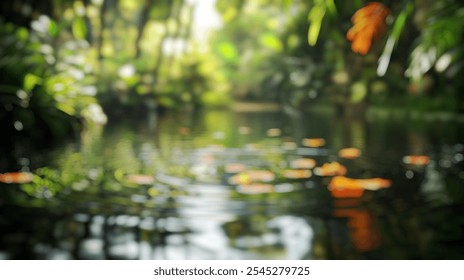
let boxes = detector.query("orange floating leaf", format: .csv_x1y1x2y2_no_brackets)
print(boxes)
228,173,251,185
331,187,365,198
246,170,276,182
329,175,392,192
338,147,362,159
282,169,312,179
346,2,390,55
126,174,154,185
228,170,276,185
329,176,363,190
0,172,34,184
266,128,282,137
224,163,247,173
302,138,326,148
290,158,316,169
402,155,430,166
314,161,347,176
358,177,392,190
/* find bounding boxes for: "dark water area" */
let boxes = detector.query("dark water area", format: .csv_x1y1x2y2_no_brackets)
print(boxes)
1,109,464,260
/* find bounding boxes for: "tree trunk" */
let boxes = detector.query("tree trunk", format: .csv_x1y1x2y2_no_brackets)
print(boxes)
97,0,109,60
82,0,94,44
134,0,153,58
152,0,178,86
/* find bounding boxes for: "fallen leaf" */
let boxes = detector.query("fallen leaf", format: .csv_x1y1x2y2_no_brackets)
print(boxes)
302,138,326,147
0,172,34,184
282,169,312,179
224,163,247,173
328,175,391,191
266,128,282,137
358,177,392,190
290,158,316,169
248,170,275,182
338,147,362,159
126,174,154,185
402,155,430,166
314,161,347,176
229,173,251,185
346,2,390,55
330,187,365,198
228,170,276,185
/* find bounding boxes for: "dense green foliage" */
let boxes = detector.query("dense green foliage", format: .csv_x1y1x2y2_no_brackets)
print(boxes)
1,0,464,261
1,0,463,144
0,17,101,144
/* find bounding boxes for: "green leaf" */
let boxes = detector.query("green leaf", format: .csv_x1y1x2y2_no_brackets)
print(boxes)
326,0,337,15
72,17,87,40
48,19,59,37
391,3,413,39
350,81,367,103
307,0,337,46
23,73,42,92
377,3,413,76
307,6,326,46
259,32,283,52
57,103,76,116
16,27,29,41
217,41,238,62
283,0,292,11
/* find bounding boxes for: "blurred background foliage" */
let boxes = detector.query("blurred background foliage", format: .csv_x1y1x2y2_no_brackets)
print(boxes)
1,0,464,143
1,0,464,261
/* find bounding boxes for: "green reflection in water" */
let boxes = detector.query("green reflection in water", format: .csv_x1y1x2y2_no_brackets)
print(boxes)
1,109,463,260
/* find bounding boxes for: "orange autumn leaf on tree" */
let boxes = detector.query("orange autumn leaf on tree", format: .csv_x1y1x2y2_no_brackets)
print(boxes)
347,2,390,55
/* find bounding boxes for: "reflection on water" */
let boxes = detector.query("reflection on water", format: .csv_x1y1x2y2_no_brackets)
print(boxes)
1,109,464,259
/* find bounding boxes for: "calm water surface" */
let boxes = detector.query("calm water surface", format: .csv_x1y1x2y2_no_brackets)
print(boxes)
1,109,463,259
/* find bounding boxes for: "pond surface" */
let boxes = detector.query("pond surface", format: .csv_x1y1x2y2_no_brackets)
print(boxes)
1,108,464,260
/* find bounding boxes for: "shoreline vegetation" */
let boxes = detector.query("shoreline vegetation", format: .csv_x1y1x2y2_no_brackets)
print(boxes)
1,0,463,145
231,101,464,123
